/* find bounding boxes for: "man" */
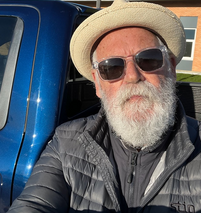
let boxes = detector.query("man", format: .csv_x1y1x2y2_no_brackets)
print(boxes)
8,0,201,212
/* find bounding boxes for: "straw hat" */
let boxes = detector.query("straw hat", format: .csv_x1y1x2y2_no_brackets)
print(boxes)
70,0,186,82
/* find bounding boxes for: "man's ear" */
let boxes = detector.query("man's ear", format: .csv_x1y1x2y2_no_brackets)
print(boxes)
92,71,101,98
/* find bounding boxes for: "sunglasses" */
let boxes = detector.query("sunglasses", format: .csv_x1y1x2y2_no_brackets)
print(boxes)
93,46,168,81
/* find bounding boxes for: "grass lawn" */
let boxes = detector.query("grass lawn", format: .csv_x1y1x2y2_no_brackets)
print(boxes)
176,73,201,83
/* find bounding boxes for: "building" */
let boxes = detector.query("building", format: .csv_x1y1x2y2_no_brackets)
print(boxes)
166,3,201,73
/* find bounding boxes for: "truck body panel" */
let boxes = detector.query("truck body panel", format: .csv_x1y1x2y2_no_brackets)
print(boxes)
0,1,98,212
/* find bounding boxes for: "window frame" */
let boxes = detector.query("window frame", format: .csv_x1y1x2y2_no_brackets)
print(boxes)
183,28,197,61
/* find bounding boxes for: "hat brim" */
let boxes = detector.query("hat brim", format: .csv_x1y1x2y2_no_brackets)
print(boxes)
70,1,186,82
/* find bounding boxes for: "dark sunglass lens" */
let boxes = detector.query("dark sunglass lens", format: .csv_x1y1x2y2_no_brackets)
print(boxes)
136,49,163,72
98,58,124,80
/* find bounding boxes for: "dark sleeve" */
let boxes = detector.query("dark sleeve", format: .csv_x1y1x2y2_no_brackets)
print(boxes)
7,135,70,213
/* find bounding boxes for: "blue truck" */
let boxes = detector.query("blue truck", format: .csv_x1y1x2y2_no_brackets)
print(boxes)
0,1,100,212
0,0,201,212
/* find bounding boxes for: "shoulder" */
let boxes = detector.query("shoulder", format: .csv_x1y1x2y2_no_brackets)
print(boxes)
43,114,99,158
185,116,201,160
186,116,201,142
55,113,98,141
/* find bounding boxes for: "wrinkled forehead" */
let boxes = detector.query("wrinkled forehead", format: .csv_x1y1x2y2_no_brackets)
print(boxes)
91,27,166,60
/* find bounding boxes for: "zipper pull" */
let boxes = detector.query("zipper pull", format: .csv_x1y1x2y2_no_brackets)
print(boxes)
127,153,137,183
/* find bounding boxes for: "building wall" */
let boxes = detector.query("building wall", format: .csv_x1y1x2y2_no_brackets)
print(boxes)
168,7,201,73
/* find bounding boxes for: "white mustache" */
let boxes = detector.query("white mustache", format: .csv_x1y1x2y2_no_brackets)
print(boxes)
114,81,161,106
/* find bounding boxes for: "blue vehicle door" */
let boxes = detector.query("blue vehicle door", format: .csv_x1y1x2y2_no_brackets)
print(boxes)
0,5,39,212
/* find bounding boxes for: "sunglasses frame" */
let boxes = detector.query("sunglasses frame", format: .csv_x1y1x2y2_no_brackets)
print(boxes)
92,45,169,82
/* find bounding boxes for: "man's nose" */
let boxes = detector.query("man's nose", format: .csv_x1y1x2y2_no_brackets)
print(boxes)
123,59,145,83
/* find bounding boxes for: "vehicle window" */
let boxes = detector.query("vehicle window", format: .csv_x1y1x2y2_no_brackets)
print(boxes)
0,16,23,129
59,14,100,124
0,17,16,90
59,59,100,124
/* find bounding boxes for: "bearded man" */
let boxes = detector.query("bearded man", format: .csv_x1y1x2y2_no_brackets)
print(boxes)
8,0,201,213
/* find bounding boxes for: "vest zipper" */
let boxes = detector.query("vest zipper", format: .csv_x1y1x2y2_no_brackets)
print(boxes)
127,152,138,183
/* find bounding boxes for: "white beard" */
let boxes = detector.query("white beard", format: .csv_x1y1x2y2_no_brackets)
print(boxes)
100,76,177,149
